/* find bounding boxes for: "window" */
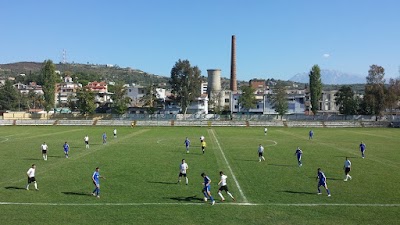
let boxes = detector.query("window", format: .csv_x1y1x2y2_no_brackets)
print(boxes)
225,99,229,103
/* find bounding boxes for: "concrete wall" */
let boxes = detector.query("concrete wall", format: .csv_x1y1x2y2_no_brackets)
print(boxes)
0,118,390,128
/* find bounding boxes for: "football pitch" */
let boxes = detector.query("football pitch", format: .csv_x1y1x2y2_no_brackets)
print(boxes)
0,126,399,225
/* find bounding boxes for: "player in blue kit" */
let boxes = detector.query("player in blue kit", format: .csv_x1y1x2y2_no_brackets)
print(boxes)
184,137,191,153
359,141,366,158
201,173,215,205
294,147,302,167
92,167,105,198
309,130,314,140
63,142,70,158
102,132,107,145
316,168,331,197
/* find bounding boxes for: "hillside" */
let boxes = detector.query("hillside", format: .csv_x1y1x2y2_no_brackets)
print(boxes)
0,62,170,86
289,69,365,85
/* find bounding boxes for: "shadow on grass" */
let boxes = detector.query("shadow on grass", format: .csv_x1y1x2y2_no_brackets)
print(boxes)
280,190,315,195
23,158,38,161
327,177,343,181
62,191,92,196
308,176,343,181
168,195,203,202
48,155,64,158
5,186,26,190
147,181,178,185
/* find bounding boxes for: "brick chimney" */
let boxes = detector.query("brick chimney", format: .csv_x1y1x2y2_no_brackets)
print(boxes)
230,35,237,91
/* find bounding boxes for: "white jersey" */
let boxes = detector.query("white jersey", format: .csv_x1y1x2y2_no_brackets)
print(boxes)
27,168,35,178
344,160,351,168
220,174,228,186
84,136,89,142
180,163,188,174
113,129,117,135
200,136,205,141
264,128,268,132
258,145,264,153
41,144,48,151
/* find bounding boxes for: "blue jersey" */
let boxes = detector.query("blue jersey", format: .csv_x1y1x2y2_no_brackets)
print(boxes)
184,139,190,147
63,143,69,152
295,149,302,158
317,171,326,184
309,131,314,137
92,171,100,184
203,176,211,187
360,143,366,151
203,176,211,191
103,134,107,139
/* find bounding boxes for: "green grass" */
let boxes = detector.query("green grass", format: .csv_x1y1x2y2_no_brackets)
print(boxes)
0,126,399,225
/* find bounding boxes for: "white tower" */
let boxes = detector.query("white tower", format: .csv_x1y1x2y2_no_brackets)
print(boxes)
207,69,224,112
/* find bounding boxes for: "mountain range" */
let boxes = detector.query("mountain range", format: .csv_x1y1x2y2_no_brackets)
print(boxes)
289,69,365,84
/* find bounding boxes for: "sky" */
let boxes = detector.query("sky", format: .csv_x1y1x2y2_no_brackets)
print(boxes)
1,0,399,81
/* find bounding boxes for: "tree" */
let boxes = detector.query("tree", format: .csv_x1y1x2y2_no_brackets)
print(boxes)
140,83,160,114
238,85,256,112
209,90,225,114
362,65,386,115
170,59,202,114
67,94,77,111
309,65,322,115
40,60,58,111
0,80,20,110
76,87,96,116
26,90,44,110
269,83,288,117
334,86,359,115
385,78,400,113
111,83,130,115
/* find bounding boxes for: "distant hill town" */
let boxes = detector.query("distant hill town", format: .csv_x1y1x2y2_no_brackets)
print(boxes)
1,62,367,86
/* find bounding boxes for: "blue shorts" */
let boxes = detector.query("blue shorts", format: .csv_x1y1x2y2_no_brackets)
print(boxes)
203,185,211,192
318,182,326,187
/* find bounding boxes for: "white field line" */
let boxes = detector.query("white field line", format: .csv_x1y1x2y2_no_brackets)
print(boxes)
276,129,400,169
0,135,15,143
209,129,248,203
0,129,150,186
0,137,9,143
264,140,278,147
0,202,399,207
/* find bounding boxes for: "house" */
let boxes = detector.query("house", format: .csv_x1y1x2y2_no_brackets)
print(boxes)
86,81,113,105
56,76,81,106
14,82,44,95
126,85,166,107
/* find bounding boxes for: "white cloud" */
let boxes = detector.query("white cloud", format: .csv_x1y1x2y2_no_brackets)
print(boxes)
323,53,330,58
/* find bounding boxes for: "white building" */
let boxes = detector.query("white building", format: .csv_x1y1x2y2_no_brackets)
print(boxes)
126,85,166,107
14,82,44,95
186,94,209,114
56,76,81,105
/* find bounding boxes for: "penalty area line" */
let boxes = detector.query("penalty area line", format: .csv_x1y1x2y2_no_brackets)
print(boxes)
0,202,399,207
209,129,248,203
0,202,257,206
